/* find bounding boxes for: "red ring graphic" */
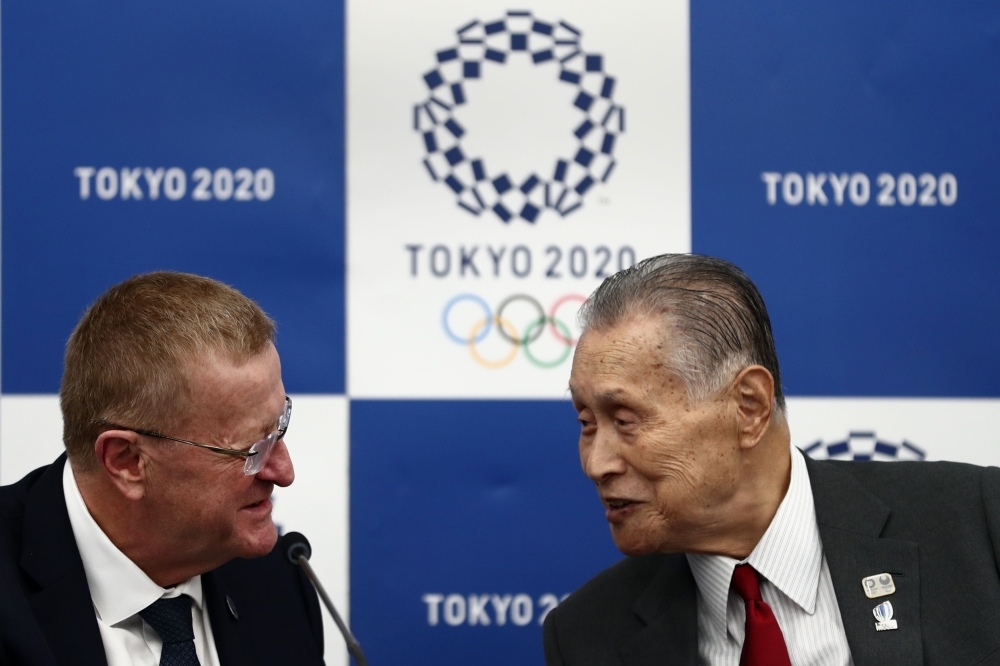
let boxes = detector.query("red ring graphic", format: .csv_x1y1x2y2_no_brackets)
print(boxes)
548,294,587,345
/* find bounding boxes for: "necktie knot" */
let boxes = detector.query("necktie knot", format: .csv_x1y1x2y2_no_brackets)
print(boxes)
731,563,763,602
140,596,194,644
139,595,202,665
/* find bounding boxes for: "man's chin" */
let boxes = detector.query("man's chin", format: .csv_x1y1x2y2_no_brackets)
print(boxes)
235,521,279,559
610,527,662,557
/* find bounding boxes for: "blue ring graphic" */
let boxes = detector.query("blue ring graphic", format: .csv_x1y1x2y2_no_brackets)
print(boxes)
414,10,625,224
442,293,493,344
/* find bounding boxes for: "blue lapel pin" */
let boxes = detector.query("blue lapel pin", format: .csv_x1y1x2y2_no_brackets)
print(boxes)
873,600,897,631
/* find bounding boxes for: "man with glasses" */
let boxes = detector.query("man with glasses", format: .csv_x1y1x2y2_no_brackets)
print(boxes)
0,272,325,666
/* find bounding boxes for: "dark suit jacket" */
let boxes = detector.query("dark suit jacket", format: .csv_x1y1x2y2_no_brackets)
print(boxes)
0,455,326,666
544,457,1000,666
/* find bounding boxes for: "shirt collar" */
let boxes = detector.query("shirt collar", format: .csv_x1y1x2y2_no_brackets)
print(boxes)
686,446,824,636
62,461,204,626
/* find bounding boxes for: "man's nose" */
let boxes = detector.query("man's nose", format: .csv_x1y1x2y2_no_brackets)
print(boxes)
582,429,626,483
257,439,294,487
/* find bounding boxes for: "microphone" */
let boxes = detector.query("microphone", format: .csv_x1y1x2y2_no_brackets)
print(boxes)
282,532,368,666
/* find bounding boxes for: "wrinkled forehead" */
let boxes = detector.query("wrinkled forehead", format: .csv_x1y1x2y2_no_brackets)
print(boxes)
570,316,676,392
576,314,674,358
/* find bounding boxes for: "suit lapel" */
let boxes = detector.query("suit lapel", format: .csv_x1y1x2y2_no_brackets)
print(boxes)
202,568,256,666
807,457,922,666
620,555,698,666
20,455,108,666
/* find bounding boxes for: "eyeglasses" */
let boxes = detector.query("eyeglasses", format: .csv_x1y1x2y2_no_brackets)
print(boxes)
91,396,292,476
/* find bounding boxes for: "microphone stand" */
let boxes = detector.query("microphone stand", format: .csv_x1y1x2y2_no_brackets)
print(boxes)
287,534,368,666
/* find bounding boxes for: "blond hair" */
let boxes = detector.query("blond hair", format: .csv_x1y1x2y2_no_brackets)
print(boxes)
60,271,276,468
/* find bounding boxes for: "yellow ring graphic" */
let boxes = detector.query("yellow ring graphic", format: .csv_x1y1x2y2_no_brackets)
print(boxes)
468,316,520,369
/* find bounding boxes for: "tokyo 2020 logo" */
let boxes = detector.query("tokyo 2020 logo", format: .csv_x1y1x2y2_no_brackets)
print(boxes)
442,293,586,368
414,10,625,224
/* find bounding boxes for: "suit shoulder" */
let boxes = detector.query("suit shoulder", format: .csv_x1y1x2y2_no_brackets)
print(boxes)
0,464,49,515
548,553,681,631
809,458,999,530
544,554,689,665
559,555,669,612
821,458,986,480
0,464,51,561
814,458,988,499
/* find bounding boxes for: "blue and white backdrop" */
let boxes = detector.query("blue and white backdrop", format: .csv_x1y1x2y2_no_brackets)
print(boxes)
2,1,998,664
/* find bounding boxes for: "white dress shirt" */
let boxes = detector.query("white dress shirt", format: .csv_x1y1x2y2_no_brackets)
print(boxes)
63,461,221,666
686,447,854,666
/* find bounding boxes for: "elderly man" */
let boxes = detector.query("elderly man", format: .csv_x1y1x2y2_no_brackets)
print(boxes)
0,273,324,665
544,254,1000,666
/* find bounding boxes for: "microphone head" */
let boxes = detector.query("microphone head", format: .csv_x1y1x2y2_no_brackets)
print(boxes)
282,531,312,565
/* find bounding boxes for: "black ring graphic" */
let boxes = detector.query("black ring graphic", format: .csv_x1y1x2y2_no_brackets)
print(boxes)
495,294,546,344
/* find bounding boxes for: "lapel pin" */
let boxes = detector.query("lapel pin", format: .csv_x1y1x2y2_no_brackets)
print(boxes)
862,573,896,598
226,594,239,620
873,601,897,631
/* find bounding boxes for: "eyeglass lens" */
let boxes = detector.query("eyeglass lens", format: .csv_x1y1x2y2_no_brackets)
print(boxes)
242,398,292,476
243,432,278,475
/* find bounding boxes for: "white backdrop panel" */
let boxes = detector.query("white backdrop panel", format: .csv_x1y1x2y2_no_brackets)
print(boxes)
788,397,1000,466
348,0,691,398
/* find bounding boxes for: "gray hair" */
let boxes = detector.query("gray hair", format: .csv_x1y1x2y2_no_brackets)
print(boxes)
578,254,785,412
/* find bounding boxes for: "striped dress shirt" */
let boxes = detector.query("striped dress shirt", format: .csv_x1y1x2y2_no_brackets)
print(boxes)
686,447,854,666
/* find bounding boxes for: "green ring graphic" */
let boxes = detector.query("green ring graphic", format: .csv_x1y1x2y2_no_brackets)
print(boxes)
522,317,574,368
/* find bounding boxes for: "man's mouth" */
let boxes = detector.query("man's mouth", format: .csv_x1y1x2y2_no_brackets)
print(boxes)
603,498,639,523
242,497,272,512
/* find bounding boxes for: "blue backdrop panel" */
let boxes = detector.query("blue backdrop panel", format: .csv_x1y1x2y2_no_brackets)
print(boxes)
2,0,345,394
350,400,621,665
691,0,1000,397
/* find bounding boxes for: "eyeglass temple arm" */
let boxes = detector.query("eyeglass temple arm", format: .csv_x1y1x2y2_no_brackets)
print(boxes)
93,421,253,459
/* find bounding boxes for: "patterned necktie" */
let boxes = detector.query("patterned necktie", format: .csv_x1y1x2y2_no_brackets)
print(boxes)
731,564,792,666
139,595,203,666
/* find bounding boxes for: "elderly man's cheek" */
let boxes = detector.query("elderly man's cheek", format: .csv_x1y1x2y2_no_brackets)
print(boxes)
611,509,671,555
646,456,702,499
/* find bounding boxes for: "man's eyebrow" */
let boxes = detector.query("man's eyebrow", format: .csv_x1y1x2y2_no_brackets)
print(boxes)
250,410,282,440
568,386,628,404
594,390,628,404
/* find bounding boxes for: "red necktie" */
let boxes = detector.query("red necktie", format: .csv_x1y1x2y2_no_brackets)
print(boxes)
731,564,792,666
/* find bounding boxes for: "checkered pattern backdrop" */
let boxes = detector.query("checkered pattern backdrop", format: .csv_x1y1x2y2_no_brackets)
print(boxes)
2,1,998,664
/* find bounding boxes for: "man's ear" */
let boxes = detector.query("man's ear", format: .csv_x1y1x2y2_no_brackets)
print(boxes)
93,430,148,501
731,365,775,450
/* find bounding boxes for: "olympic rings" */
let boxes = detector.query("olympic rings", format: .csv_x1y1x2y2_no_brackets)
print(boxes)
442,293,492,344
522,317,574,369
442,293,588,369
495,294,545,344
468,317,520,369
548,294,587,345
